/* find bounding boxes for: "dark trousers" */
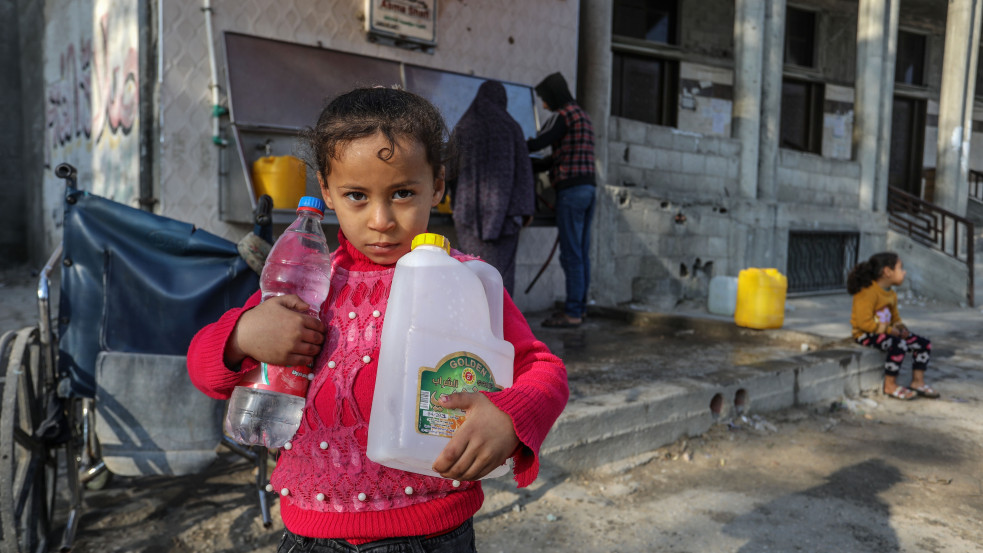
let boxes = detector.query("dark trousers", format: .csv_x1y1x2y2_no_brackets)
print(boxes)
276,518,476,553
456,231,520,296
855,332,932,376
555,184,596,318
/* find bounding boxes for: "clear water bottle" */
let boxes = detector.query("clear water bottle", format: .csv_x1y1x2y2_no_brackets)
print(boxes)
225,196,331,448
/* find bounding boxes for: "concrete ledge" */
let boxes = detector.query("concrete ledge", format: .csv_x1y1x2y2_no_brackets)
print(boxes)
541,342,883,473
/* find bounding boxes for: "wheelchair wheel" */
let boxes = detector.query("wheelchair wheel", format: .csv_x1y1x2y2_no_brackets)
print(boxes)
0,328,58,553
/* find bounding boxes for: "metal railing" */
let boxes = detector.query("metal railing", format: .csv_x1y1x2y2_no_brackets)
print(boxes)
887,186,974,306
921,167,983,203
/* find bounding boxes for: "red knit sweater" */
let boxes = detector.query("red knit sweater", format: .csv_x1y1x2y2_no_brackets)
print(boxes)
187,233,568,543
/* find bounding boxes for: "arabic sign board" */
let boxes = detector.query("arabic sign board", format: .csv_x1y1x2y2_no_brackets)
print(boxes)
365,0,437,46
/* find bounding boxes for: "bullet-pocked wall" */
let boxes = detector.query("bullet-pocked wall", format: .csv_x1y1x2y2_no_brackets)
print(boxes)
594,0,977,311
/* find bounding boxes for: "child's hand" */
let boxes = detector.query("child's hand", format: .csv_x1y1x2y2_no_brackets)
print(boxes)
895,324,910,338
225,295,326,368
432,392,520,481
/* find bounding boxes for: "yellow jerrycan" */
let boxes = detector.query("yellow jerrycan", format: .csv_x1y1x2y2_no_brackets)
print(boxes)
734,268,787,329
251,155,307,210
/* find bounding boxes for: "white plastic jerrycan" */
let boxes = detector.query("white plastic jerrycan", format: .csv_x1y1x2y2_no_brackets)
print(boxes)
367,233,515,479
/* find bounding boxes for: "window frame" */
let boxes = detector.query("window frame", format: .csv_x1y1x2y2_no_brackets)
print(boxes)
779,77,825,155
611,50,679,127
612,0,680,46
610,0,681,128
894,29,928,87
975,44,983,99
784,5,818,69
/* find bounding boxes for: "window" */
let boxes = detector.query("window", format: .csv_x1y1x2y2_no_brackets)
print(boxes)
888,97,926,196
787,231,859,293
975,45,983,97
780,79,824,153
612,52,678,126
895,31,926,85
785,7,816,67
613,0,678,45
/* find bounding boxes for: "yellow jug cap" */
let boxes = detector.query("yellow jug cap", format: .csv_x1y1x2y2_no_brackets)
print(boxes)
411,233,450,254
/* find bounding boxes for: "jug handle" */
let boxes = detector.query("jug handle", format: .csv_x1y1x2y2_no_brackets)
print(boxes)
463,260,505,340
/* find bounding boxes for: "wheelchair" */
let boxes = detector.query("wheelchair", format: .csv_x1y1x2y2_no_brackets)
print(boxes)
0,163,277,552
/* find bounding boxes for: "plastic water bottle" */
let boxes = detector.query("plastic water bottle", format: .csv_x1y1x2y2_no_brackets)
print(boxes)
367,233,514,479
224,196,331,448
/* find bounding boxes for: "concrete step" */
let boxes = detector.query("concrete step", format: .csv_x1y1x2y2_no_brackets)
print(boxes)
539,308,883,473
542,346,883,472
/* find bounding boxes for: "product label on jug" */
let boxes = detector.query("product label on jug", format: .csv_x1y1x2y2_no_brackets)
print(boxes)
417,352,502,438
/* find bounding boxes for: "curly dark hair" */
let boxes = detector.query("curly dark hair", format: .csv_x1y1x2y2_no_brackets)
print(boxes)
302,86,448,181
846,251,899,295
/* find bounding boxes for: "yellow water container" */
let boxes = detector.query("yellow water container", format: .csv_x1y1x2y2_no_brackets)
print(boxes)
251,155,307,210
734,268,787,329
436,190,453,214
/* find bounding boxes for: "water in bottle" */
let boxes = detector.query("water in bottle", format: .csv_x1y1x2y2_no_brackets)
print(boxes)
225,196,331,448
366,233,514,479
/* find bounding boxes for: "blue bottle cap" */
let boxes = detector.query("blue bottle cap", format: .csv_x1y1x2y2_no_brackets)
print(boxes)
297,196,326,215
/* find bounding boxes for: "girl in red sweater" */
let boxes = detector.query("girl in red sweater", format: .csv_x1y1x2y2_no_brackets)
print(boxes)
187,87,568,551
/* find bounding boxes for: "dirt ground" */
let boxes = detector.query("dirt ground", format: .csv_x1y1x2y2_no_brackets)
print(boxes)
59,364,983,553
4,263,981,552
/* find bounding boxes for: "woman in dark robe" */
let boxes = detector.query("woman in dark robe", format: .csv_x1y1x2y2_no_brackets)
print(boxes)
447,80,535,295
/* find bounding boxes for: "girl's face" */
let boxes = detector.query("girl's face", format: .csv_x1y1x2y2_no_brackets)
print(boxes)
883,259,906,287
319,131,444,266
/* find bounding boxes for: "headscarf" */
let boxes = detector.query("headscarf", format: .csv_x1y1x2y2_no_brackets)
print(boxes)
448,80,534,241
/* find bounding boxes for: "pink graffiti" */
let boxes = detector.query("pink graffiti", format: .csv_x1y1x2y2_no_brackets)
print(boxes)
91,13,139,142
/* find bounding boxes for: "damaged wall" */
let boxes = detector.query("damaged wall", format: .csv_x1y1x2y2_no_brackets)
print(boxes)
593,0,969,311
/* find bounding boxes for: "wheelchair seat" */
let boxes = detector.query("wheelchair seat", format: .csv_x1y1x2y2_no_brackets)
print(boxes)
94,352,226,476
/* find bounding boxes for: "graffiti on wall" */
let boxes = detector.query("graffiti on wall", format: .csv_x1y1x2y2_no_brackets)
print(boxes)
46,12,139,166
45,0,140,208
92,13,139,143
46,39,92,156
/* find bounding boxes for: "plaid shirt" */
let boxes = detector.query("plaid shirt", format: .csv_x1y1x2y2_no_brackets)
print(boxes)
549,103,596,188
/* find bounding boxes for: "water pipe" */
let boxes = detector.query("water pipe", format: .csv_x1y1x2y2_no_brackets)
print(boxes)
203,0,227,146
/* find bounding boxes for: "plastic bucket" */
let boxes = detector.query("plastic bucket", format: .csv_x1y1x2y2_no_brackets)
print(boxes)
251,155,306,210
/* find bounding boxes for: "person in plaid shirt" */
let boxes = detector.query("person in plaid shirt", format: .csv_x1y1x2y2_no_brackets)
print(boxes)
527,72,597,328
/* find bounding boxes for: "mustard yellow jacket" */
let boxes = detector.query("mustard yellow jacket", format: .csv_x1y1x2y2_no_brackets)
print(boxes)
850,282,901,338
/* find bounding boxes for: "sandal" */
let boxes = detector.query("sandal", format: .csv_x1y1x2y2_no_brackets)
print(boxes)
910,385,940,399
884,386,917,401
541,313,583,328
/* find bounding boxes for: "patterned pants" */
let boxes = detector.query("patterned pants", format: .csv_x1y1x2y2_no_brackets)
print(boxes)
855,332,932,376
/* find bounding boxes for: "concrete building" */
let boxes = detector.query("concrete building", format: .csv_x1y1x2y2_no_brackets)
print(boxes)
3,0,982,312
584,0,982,308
